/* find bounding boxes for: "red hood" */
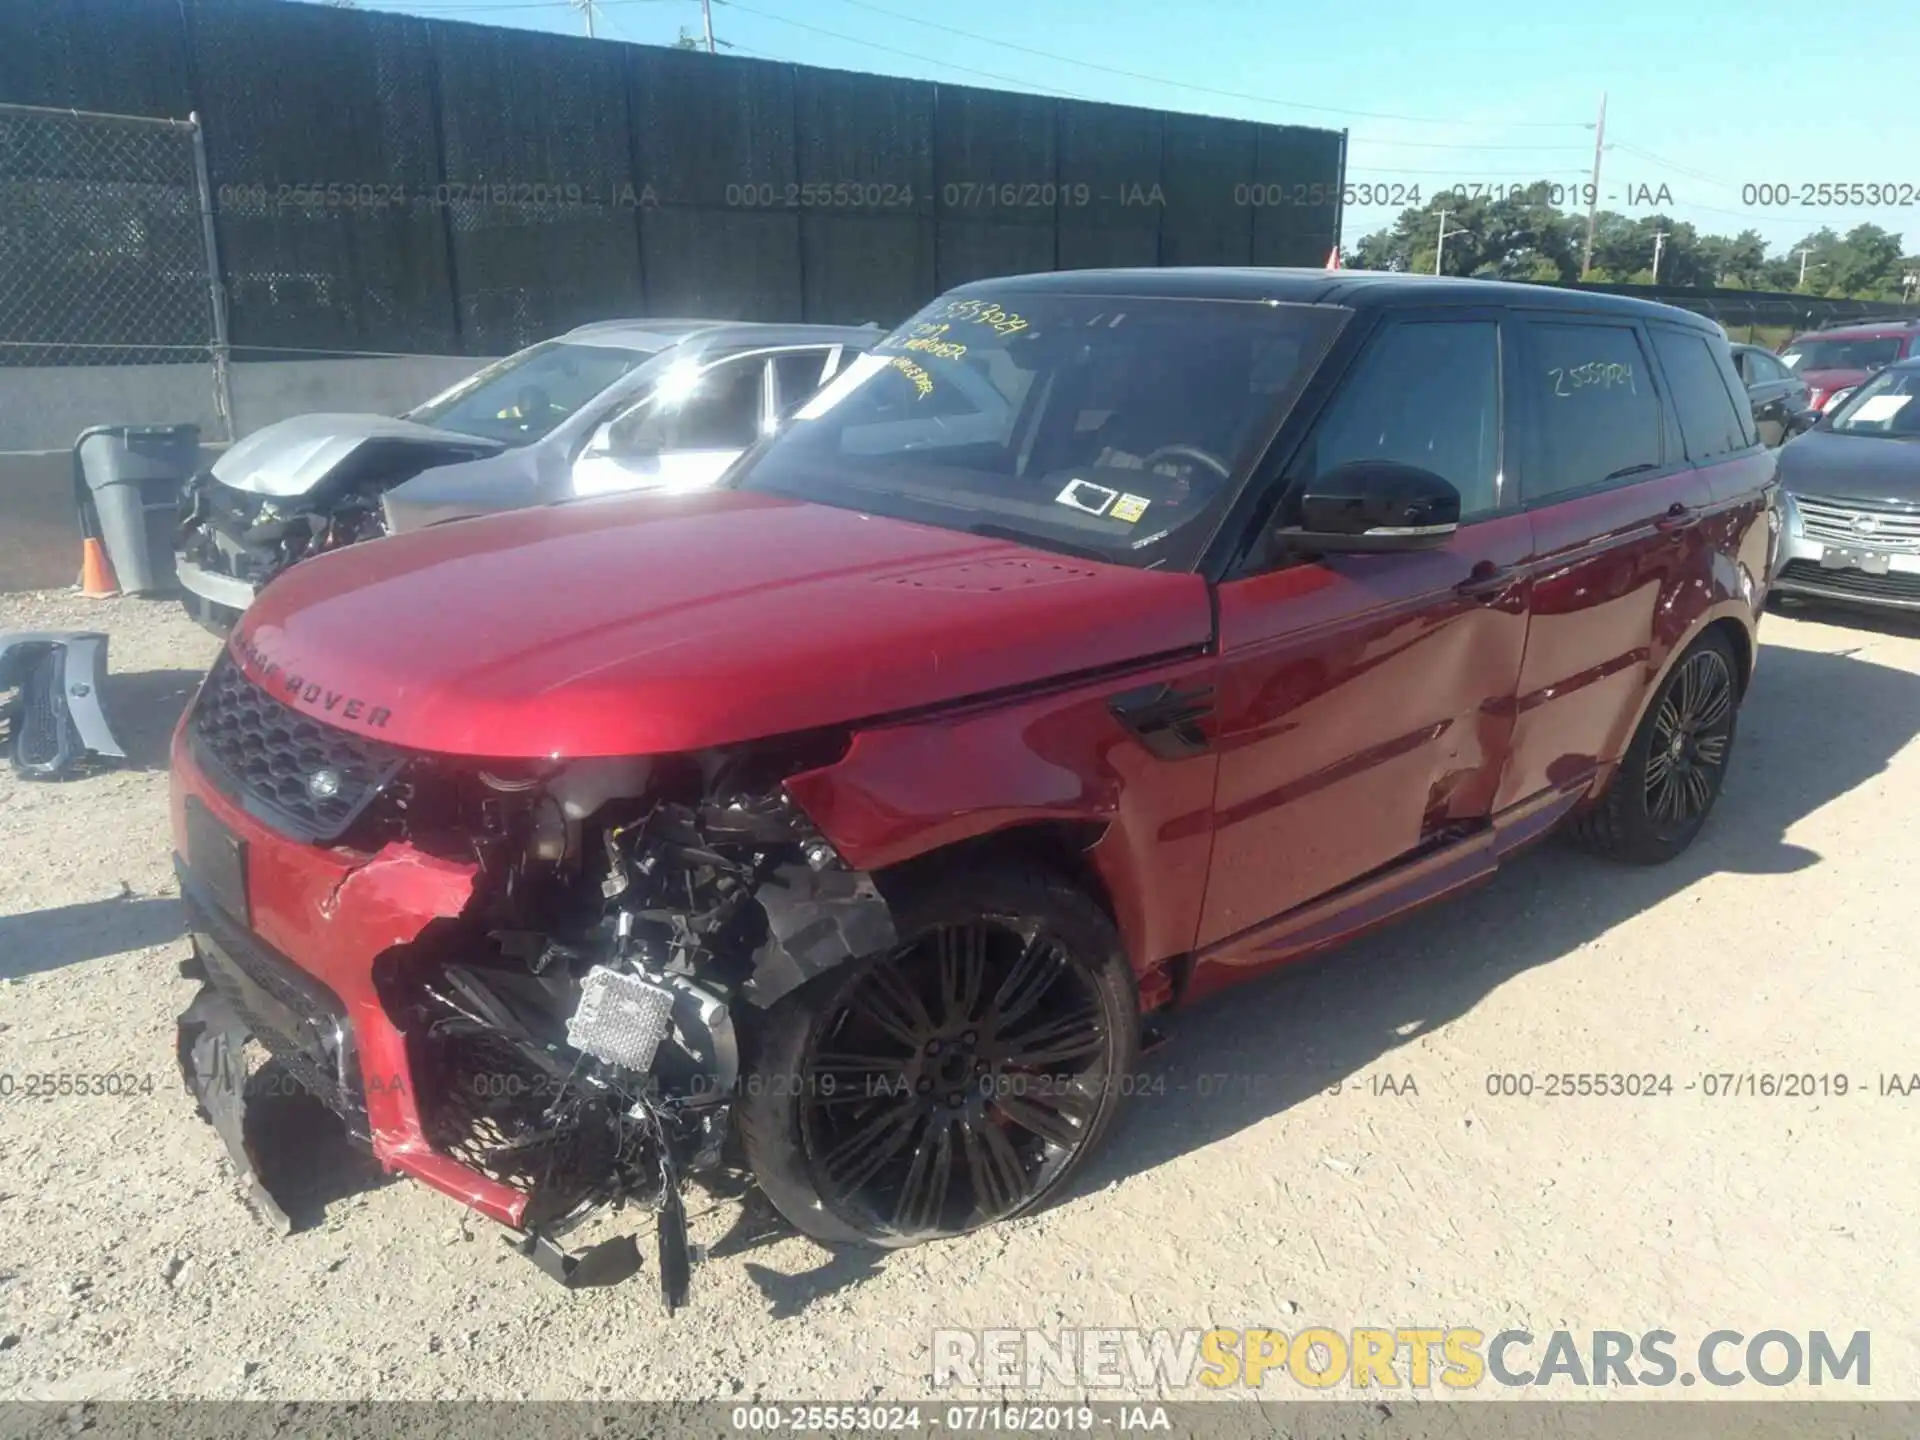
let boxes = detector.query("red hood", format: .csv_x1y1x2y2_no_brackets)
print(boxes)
231,489,1212,758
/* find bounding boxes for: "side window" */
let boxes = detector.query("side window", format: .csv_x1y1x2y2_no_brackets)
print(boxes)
1651,328,1752,462
1292,319,1502,518
1708,341,1762,448
772,350,831,419
1524,322,1662,501
609,357,764,454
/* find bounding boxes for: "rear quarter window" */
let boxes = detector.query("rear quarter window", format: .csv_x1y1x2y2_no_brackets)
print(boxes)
1523,320,1664,502
1651,327,1756,460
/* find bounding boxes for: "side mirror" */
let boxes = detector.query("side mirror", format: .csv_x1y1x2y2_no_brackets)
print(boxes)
1786,407,1822,437
1279,461,1461,554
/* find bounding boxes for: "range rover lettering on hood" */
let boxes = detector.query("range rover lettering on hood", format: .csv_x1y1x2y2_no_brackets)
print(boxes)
233,635,394,728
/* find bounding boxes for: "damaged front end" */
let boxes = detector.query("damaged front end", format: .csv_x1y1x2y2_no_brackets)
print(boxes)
174,686,893,1309
176,470,391,614
174,419,505,628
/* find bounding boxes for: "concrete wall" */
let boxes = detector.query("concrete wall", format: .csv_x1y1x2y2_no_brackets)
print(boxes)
0,356,491,453
0,355,493,594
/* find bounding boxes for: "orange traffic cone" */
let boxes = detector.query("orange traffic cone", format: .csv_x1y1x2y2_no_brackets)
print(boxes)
79,537,119,598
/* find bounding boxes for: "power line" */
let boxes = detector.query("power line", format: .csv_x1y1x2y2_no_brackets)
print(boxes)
799,0,1595,129
1607,139,1739,189
719,2,1099,99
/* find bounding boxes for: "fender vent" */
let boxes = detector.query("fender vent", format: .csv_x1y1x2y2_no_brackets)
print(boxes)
1108,681,1215,760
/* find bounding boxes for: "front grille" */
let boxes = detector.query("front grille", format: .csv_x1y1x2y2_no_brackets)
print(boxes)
191,650,405,842
1793,496,1920,552
1778,559,1920,605
181,881,367,1134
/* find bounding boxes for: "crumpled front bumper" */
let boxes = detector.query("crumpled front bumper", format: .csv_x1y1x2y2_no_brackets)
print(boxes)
174,978,299,1234
170,736,539,1229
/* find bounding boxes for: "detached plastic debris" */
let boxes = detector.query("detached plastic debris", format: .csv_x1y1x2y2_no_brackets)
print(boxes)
0,631,128,779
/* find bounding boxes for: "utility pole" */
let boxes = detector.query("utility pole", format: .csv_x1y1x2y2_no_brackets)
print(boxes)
701,0,716,52
1650,229,1669,283
1796,248,1817,289
570,0,596,37
1580,92,1607,279
1434,209,1468,275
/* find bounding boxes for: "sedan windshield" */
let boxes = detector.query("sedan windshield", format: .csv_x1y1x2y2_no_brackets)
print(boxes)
1826,368,1920,438
732,292,1344,569
407,340,651,446
1780,337,1904,374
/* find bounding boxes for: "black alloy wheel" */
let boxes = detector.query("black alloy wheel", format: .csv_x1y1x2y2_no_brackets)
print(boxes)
1570,629,1743,865
739,868,1138,1248
1643,645,1736,839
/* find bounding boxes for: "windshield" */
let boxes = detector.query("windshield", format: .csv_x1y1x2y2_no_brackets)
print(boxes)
1827,368,1920,438
1779,337,1904,374
730,292,1344,570
406,340,652,445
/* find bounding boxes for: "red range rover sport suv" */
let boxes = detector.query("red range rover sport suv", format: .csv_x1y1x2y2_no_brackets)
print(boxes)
170,269,1776,1303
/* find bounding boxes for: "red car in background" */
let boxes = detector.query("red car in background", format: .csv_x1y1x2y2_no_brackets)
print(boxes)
1779,318,1920,413
169,270,1776,1307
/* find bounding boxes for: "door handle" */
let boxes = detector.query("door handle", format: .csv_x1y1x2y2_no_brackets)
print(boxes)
1656,503,1700,535
1455,560,1517,601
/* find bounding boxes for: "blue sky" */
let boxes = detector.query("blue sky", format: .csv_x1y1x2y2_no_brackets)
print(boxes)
338,0,1916,260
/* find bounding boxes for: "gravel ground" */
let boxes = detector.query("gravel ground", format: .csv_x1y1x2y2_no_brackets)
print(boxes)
1,587,1917,1404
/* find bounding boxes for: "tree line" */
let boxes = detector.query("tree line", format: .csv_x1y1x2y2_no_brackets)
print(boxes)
1347,183,1917,300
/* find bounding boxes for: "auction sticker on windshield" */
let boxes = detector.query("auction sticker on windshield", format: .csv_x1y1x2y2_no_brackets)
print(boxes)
1057,479,1118,515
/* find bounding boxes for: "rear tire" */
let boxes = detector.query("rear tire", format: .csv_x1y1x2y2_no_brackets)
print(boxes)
737,865,1138,1249
1570,630,1741,865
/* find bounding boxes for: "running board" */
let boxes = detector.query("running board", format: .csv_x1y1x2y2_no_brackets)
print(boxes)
1186,783,1590,992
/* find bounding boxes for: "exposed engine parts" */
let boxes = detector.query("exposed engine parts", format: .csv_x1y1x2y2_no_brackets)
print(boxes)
177,472,390,596
175,738,896,1309
568,965,678,1073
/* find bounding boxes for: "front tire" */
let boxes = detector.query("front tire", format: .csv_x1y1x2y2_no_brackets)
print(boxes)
737,866,1139,1249
1570,630,1741,864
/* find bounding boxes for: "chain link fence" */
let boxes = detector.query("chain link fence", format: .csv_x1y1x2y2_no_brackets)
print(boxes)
0,101,230,436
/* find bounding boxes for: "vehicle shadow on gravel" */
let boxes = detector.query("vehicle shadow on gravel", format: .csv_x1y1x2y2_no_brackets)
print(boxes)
1069,639,1920,1196
102,666,203,769
0,894,183,979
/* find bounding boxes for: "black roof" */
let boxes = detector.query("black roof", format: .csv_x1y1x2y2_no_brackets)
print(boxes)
963,267,1723,331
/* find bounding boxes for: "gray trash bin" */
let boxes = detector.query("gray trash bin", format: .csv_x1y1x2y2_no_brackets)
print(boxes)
73,423,202,596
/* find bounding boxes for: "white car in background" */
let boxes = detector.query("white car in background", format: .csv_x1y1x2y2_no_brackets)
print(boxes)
174,319,878,631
